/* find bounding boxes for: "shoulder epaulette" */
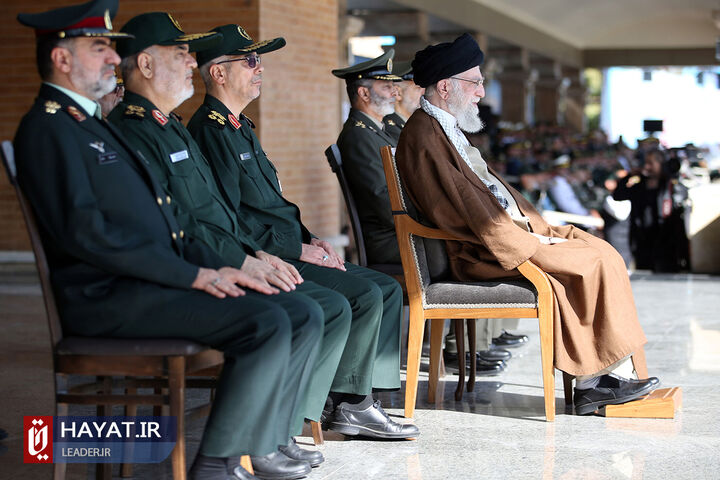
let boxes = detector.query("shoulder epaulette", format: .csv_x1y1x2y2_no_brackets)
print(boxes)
44,101,61,114
124,104,146,119
207,110,227,129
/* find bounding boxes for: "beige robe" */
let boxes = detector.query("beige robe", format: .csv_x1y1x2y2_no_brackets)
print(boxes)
396,110,646,375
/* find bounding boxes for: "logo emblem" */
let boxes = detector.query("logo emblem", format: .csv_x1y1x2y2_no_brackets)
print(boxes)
45,101,61,114
24,416,53,463
152,110,168,126
237,26,252,41
89,141,105,154
104,9,112,30
387,58,393,73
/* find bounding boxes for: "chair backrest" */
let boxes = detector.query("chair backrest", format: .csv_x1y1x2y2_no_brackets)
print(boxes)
325,144,368,266
1,140,64,347
379,146,450,302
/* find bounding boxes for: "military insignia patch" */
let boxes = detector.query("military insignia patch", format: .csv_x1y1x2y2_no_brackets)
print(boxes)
387,119,396,126
89,141,105,154
152,109,168,126
228,114,241,130
44,101,61,114
387,58,393,73
208,110,226,126
104,9,112,30
124,105,145,118
67,106,86,122
354,120,366,129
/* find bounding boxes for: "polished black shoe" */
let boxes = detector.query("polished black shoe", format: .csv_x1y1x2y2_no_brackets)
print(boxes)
492,331,529,348
574,373,660,416
478,348,512,361
328,398,420,439
249,451,311,480
279,439,324,467
443,351,505,376
230,466,261,480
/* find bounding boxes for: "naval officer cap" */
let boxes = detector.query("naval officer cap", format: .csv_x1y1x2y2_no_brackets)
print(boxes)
17,0,133,39
332,49,401,82
115,12,223,58
197,24,286,67
412,33,484,88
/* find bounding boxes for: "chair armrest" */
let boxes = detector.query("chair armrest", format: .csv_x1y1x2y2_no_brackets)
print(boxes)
516,260,553,297
393,213,463,241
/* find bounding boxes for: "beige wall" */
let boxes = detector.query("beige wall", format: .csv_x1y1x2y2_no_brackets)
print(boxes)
0,0,341,250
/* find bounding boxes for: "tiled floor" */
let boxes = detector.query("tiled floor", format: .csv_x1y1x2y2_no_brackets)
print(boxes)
1,265,719,479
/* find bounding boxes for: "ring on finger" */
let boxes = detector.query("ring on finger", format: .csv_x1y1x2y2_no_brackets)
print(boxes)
211,277,222,287
322,255,329,262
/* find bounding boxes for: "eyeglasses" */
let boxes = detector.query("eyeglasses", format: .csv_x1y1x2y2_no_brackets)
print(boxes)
215,54,261,69
451,76,484,87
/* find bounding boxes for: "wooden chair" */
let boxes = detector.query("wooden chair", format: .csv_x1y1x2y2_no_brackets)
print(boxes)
1,140,238,479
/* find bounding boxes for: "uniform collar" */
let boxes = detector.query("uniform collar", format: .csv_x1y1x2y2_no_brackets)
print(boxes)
44,82,99,118
353,109,385,131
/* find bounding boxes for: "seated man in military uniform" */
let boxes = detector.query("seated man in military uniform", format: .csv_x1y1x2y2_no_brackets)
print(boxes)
14,2,323,480
382,61,424,143
187,24,418,442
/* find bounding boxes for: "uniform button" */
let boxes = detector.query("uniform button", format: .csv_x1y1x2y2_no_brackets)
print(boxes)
179,230,185,238
171,232,178,240
156,197,163,205
166,196,172,204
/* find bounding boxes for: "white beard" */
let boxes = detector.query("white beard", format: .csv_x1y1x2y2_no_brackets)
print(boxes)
370,89,395,117
447,82,485,133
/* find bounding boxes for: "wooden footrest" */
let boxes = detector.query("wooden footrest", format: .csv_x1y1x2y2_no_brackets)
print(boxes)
604,387,682,418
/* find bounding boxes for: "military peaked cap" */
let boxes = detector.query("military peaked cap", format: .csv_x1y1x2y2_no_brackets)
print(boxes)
17,0,132,39
392,60,414,81
332,49,401,82
197,24,286,67
116,12,222,58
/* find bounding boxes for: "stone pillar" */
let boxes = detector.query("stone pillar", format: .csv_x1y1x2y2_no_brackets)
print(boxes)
533,60,562,125
494,47,531,125
562,66,586,132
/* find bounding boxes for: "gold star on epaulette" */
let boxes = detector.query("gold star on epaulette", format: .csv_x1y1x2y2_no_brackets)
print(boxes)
354,120,366,129
124,105,145,118
45,101,61,114
386,119,396,126
208,110,226,126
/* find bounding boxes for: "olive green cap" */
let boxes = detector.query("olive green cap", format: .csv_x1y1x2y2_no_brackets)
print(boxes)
197,24,286,67
17,0,133,39
116,12,222,58
331,49,401,82
392,60,414,81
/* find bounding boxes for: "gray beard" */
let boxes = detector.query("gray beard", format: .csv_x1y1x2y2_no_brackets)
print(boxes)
447,83,485,133
370,90,395,117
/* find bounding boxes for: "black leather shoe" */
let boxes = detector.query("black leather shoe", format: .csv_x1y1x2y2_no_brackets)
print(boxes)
492,331,529,348
249,451,311,480
444,351,505,376
574,373,660,416
328,399,420,439
478,348,512,361
230,466,260,480
279,439,324,467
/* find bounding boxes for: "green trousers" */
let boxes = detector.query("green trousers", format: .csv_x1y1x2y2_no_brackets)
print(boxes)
62,278,324,457
289,261,403,394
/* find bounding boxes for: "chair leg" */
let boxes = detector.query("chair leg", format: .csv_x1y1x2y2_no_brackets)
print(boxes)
240,456,254,475
562,372,574,405
310,420,324,446
631,347,649,379
121,379,137,478
538,302,556,422
404,309,426,418
427,318,445,405
454,319,465,401
467,320,476,393
168,357,187,480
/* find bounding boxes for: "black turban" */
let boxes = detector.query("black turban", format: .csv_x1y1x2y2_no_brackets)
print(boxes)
411,33,485,88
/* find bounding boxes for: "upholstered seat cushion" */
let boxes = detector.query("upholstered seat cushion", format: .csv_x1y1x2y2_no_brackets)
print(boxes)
57,337,210,356
424,279,537,309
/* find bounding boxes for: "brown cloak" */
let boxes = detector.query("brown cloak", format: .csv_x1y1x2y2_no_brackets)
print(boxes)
395,110,646,375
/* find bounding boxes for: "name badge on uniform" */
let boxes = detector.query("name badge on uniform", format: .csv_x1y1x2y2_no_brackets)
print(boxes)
239,152,252,161
170,150,189,163
98,152,119,165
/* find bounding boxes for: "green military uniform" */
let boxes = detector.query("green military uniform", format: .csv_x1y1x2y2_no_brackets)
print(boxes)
14,79,320,457
382,111,406,143
109,89,352,437
188,93,403,400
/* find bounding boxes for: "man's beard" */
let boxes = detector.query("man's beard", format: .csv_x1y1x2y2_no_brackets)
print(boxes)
71,65,117,100
369,88,395,117
447,80,485,133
